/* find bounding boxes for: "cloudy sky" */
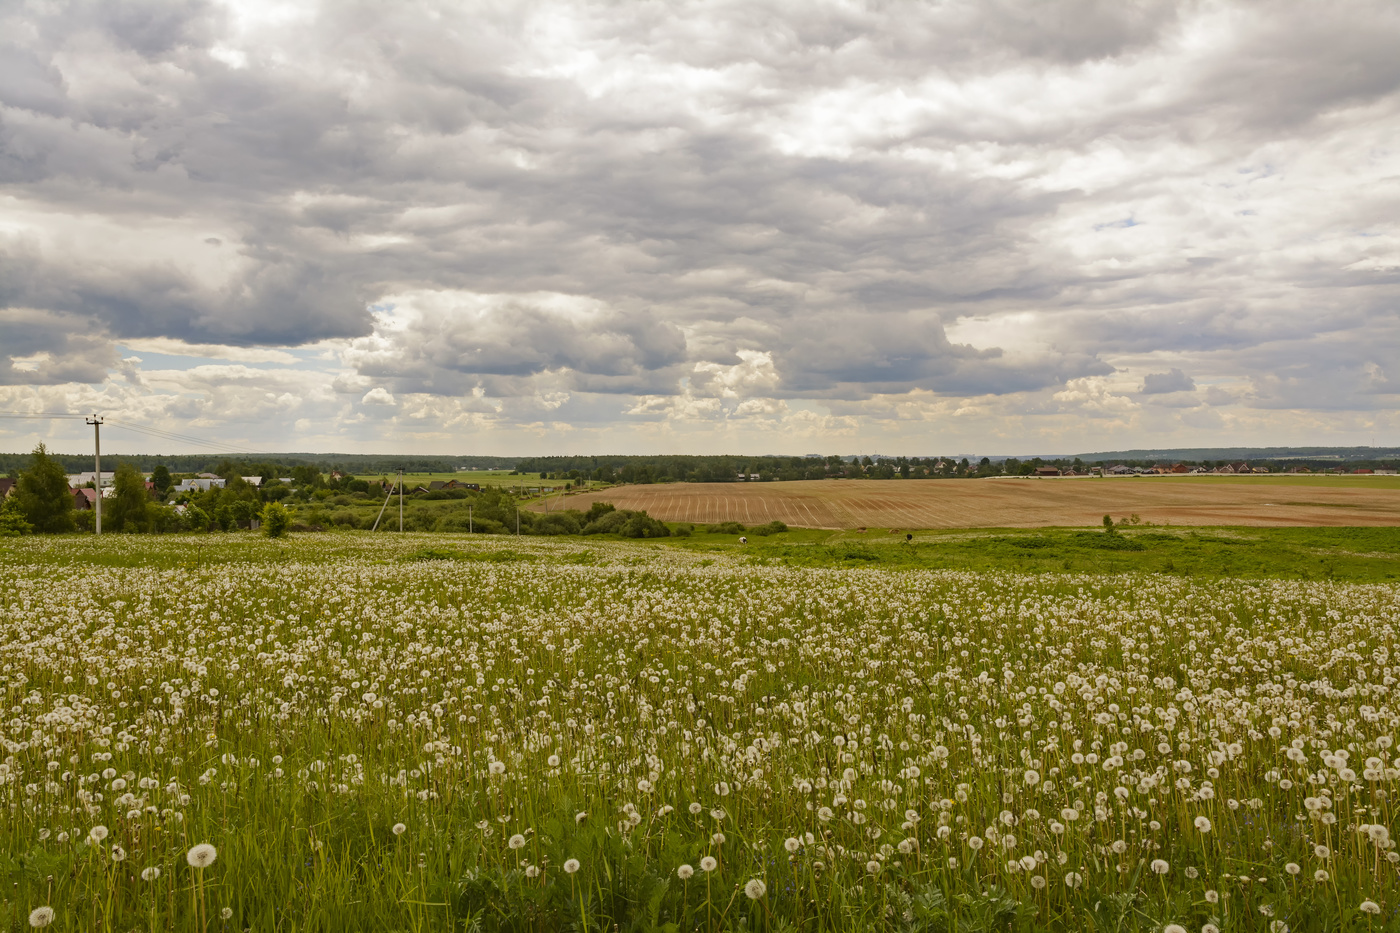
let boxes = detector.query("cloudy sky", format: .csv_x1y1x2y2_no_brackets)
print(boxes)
2,0,1398,457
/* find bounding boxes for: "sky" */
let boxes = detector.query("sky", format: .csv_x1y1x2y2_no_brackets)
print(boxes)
1,0,1398,458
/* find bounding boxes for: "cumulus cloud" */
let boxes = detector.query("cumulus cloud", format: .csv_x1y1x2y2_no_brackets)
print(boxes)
1140,368,1195,394
1,0,1399,452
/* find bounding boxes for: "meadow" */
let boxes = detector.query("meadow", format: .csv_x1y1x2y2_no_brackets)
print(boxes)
2,533,1398,932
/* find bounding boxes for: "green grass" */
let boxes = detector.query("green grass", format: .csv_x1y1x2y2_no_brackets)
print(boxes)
2,533,1400,932
660,526,1400,582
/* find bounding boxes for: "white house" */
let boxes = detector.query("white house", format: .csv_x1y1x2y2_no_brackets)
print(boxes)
174,478,227,493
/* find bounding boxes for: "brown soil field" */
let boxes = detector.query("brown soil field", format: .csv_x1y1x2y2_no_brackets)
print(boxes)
533,477,1400,529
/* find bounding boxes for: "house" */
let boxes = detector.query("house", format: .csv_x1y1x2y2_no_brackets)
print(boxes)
174,478,226,493
0,477,13,499
1107,464,1134,475
241,476,264,487
329,471,346,480
1352,468,1374,475
1229,461,1251,474
1375,468,1398,475
428,481,446,490
460,483,480,491
1090,466,1103,476
1288,465,1311,473
67,471,114,488
1034,466,1061,477
72,488,97,510
1171,463,1190,473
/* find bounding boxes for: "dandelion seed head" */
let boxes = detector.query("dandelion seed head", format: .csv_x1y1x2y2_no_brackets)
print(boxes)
186,843,217,868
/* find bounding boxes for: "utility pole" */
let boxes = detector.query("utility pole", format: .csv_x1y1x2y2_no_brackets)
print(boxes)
398,468,404,532
86,414,103,535
468,503,473,534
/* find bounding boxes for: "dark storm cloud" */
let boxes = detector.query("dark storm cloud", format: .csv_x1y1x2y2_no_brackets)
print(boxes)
0,0,1398,416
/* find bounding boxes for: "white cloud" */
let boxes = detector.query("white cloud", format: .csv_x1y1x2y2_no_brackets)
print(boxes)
0,0,1398,453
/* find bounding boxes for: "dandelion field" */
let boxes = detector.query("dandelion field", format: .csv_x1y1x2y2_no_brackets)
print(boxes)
2,534,1399,932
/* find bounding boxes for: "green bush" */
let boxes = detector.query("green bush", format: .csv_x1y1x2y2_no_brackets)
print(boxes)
259,502,291,538
705,521,746,534
0,496,33,537
749,520,788,536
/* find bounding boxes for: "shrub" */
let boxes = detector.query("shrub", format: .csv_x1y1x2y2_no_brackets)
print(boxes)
259,502,291,538
749,520,788,536
705,521,746,535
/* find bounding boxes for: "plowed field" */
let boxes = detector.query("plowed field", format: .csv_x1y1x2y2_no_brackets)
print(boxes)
537,476,1400,528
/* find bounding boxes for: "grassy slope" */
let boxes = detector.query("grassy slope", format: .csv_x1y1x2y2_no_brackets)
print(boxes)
8,525,1400,582
659,525,1400,581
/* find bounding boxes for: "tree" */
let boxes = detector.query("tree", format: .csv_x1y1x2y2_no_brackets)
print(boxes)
15,443,74,533
0,496,33,536
106,462,152,533
151,464,172,497
260,501,291,538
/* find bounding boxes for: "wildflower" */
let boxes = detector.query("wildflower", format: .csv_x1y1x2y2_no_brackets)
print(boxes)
221,908,233,920
563,859,580,874
547,755,561,767
784,837,801,853
1060,807,1079,822
142,867,161,882
575,811,588,824
1360,901,1381,915
1285,863,1300,875
699,856,717,872
677,864,694,879
1024,769,1040,786
710,808,725,821
1030,875,1046,889
508,834,526,849
1205,890,1218,904
866,860,880,874
1151,859,1169,875
1164,925,1187,933
1314,869,1329,882
1194,816,1211,833
488,761,506,775
1203,925,1220,933
111,846,126,862
689,803,703,815
968,837,984,851
186,843,218,868
1314,844,1330,859
744,879,766,899
28,907,55,928
88,825,109,844
817,806,834,822
392,823,406,836
1065,872,1083,888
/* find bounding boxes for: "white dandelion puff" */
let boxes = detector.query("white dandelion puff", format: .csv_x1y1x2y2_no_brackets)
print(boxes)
677,864,693,879
186,843,217,868
28,907,55,928
744,879,767,899
699,856,717,872
563,858,580,874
